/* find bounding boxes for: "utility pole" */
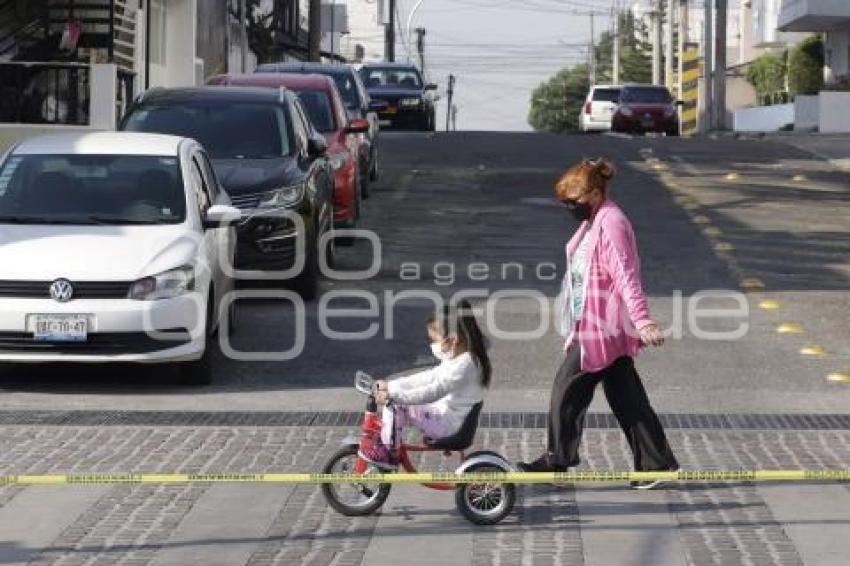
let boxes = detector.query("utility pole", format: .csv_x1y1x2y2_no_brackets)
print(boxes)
652,0,662,85
240,0,248,72
385,0,396,62
612,0,620,85
589,12,596,85
308,0,321,62
446,74,455,132
714,0,727,130
678,0,688,99
665,0,674,88
415,27,426,73
703,0,714,130
451,104,457,131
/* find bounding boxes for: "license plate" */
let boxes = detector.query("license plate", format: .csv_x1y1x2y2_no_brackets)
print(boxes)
32,314,88,342
382,107,398,115
379,120,392,127
641,119,654,128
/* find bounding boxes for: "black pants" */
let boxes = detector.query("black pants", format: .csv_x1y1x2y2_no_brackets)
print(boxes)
548,346,678,471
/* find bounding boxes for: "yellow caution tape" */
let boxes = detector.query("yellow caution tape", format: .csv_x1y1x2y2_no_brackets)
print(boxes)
0,470,848,486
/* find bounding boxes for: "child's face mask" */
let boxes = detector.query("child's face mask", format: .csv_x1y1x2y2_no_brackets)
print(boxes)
430,341,451,361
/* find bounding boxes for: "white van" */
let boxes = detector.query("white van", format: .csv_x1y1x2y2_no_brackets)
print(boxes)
579,85,622,133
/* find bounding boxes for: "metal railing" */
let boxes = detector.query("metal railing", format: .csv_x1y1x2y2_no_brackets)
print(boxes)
0,61,90,125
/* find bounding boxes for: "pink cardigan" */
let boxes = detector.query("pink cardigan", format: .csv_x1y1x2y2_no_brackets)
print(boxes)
563,199,653,372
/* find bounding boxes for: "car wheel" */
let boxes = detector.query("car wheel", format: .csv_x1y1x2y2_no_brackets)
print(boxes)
369,149,379,182
293,233,320,301
177,295,215,387
360,167,371,200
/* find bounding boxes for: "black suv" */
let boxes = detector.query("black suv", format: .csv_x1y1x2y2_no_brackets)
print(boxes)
256,62,384,197
359,63,437,131
121,87,334,299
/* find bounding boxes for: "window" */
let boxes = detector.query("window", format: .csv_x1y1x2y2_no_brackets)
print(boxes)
195,153,218,201
294,90,336,133
592,88,621,102
124,102,293,159
360,67,423,90
0,154,185,225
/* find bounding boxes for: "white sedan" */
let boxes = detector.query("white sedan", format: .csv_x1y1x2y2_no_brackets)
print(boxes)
0,132,241,385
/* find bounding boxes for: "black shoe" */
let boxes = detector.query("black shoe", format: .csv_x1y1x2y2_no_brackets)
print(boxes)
517,454,568,473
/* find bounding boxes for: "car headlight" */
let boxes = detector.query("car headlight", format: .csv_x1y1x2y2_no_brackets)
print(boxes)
129,266,195,301
257,184,304,208
618,105,633,117
329,151,350,171
399,97,421,107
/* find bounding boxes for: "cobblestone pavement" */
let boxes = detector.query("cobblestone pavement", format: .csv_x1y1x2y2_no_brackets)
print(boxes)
0,418,847,565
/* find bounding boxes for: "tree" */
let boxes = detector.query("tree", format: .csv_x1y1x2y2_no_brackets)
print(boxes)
230,0,281,65
528,11,652,132
528,65,590,133
746,52,788,105
788,35,824,97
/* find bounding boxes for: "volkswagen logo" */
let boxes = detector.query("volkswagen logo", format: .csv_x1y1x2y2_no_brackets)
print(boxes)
49,279,74,302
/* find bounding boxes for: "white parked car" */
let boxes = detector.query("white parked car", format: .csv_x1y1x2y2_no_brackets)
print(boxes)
0,132,241,385
579,85,622,133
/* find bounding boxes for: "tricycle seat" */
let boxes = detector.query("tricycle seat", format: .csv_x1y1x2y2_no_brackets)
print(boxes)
423,402,483,451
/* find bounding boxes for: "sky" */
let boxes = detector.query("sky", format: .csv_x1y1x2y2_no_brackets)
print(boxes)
398,0,619,131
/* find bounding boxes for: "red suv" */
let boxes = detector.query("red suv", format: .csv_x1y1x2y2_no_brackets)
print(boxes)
209,73,370,233
612,85,681,136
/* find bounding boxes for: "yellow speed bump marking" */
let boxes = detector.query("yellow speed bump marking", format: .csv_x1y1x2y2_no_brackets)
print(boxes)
800,345,826,356
652,163,668,171
692,215,711,225
703,226,723,237
826,373,850,383
725,172,739,181
758,299,781,310
714,242,734,252
0,470,848,486
792,174,807,182
739,277,765,290
776,323,805,334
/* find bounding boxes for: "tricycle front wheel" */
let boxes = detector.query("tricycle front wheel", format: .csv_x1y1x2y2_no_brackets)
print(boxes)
321,444,392,516
455,463,516,526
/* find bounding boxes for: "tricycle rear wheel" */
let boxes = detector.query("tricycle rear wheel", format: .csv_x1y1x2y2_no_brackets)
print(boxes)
455,463,516,526
321,444,392,516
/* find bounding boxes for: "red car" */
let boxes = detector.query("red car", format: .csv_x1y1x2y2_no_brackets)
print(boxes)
208,73,370,232
612,85,681,136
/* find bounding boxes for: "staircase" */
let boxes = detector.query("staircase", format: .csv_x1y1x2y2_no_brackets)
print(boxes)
0,0,48,62
0,0,137,71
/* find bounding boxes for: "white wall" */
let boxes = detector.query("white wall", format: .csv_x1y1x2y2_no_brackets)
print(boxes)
794,95,820,131
819,91,850,132
733,102,795,131
341,0,384,62
165,0,198,87
90,64,118,129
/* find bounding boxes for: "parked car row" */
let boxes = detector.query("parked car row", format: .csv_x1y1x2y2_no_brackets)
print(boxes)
580,84,682,136
0,60,436,385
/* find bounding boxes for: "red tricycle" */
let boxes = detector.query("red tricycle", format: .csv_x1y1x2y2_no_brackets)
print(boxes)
321,371,516,525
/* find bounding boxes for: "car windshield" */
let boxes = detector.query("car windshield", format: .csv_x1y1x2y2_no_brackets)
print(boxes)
0,154,186,225
123,102,292,159
361,68,423,90
294,90,336,133
621,87,672,104
592,88,621,102
324,73,361,110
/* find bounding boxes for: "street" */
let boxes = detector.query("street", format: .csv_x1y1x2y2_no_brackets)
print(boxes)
0,131,847,565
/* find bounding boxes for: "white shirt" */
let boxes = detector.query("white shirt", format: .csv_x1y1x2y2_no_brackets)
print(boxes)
387,352,485,433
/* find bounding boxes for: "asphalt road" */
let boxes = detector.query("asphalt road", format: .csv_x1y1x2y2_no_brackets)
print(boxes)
0,131,848,415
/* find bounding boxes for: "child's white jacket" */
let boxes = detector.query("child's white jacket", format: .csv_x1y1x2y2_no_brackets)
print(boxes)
387,352,485,434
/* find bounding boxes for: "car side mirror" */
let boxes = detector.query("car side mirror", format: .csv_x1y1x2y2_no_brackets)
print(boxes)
203,204,242,229
675,100,685,106
368,99,389,112
345,118,370,134
425,83,438,91
307,135,328,159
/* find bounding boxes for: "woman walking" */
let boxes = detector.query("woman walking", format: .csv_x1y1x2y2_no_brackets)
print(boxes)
519,158,679,489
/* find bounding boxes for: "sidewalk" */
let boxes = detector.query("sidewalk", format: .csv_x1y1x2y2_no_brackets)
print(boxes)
0,413,847,565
